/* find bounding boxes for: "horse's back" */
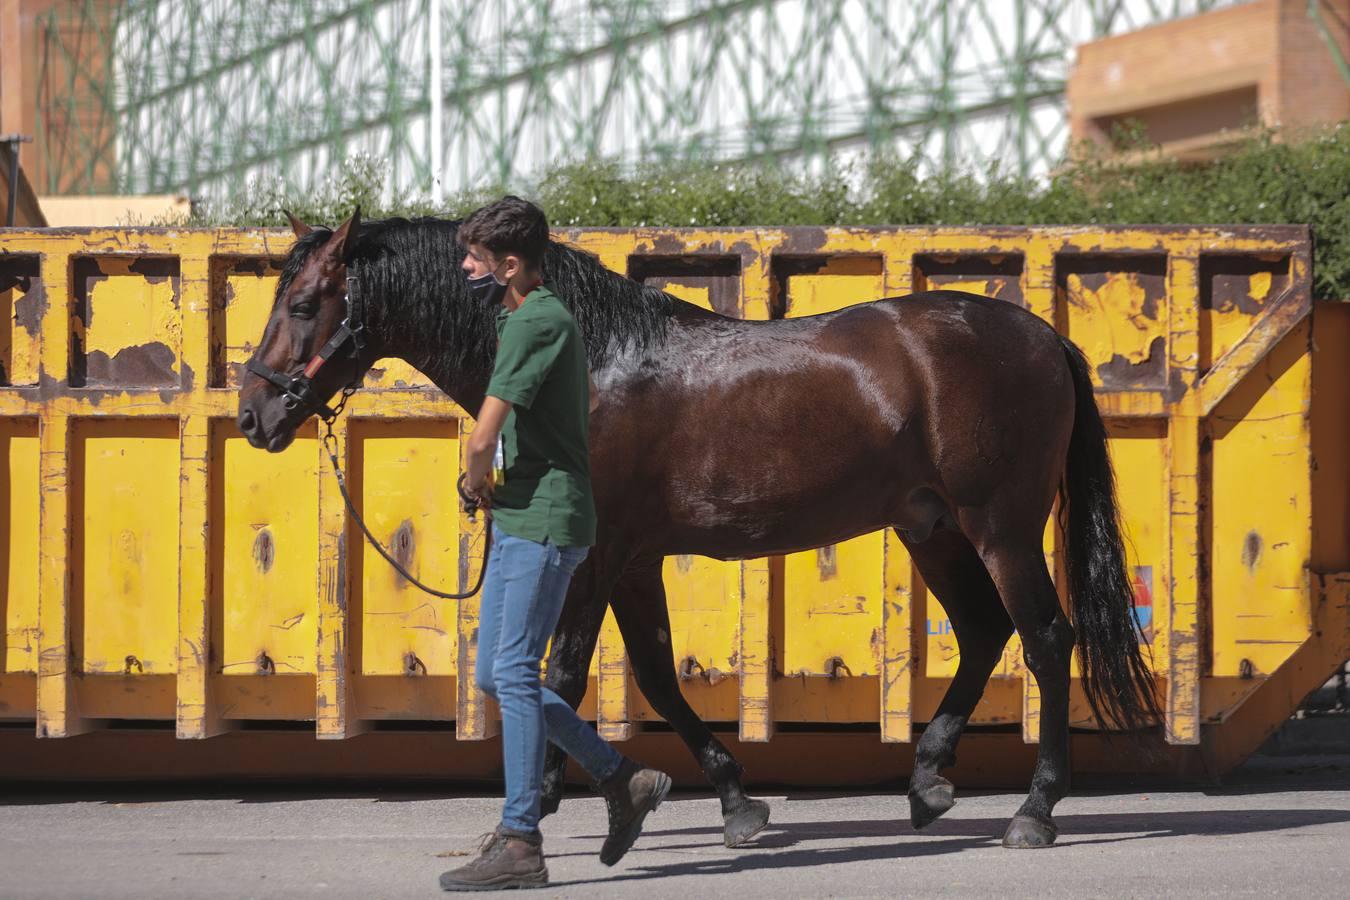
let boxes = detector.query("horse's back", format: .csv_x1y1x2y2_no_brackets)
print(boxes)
873,290,1076,508
851,289,1059,353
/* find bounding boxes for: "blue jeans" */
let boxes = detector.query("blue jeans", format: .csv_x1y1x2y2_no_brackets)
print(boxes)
475,523,624,834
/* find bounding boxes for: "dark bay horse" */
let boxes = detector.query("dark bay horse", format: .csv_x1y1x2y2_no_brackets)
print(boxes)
237,211,1159,850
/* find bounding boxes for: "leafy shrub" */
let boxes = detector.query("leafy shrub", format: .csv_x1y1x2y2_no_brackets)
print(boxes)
188,125,1350,299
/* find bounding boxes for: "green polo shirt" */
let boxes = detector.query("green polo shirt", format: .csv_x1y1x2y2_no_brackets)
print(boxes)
485,284,596,547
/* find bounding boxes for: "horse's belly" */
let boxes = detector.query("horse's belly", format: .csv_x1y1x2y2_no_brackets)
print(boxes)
668,514,893,559
662,463,910,559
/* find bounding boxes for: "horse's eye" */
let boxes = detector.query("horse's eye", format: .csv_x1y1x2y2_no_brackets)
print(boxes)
290,302,317,319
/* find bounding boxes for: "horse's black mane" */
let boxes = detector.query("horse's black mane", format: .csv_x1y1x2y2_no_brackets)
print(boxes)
276,216,674,375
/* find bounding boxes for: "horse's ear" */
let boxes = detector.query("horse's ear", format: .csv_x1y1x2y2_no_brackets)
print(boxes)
283,209,313,238
329,207,362,265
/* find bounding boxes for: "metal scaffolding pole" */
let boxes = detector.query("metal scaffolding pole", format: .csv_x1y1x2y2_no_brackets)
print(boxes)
429,0,443,204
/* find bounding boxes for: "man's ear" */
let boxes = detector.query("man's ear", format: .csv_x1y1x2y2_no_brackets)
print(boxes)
328,207,362,265
283,210,313,238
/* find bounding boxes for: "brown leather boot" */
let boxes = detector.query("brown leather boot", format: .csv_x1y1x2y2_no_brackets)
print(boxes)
598,758,673,866
438,826,547,892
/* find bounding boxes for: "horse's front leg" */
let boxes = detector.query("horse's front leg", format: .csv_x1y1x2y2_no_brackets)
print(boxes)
539,551,617,818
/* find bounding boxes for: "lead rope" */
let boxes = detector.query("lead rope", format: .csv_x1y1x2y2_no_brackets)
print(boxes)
319,385,491,600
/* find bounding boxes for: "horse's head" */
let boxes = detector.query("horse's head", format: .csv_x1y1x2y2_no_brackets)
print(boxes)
237,208,370,452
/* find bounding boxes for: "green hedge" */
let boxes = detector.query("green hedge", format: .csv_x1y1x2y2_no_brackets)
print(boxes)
191,125,1350,299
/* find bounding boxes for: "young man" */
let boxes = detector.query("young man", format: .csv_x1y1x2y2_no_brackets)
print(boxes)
440,196,671,892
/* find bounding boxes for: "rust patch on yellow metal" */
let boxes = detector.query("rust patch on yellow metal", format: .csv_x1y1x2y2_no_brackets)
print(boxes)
391,520,416,574
9,263,46,337
81,340,179,387
1098,334,1167,389
2,256,44,387
1241,531,1263,572
251,528,275,574
816,545,837,580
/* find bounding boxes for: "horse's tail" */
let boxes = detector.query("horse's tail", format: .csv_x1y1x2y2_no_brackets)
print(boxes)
1058,334,1162,733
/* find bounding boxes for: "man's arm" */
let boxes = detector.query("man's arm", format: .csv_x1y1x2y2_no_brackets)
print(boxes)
466,395,512,503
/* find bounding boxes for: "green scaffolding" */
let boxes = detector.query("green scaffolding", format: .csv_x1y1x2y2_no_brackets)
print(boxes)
36,0,1242,200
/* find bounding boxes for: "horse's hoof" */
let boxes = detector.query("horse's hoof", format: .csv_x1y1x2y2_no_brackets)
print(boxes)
539,790,562,819
723,798,771,847
908,778,956,829
1002,814,1058,849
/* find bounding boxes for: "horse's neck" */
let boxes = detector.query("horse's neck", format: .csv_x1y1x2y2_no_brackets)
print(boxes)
369,342,489,418
367,287,492,417
371,268,688,415
419,357,491,418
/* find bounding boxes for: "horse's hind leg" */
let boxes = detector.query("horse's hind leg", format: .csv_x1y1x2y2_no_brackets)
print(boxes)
539,554,613,818
968,532,1075,849
609,558,771,848
901,526,1014,829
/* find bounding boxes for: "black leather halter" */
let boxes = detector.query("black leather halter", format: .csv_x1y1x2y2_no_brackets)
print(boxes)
244,270,368,422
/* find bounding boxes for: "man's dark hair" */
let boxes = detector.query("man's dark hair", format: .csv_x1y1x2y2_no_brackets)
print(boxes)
458,195,549,269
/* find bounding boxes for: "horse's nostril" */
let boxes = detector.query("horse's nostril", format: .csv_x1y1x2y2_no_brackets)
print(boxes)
239,408,257,434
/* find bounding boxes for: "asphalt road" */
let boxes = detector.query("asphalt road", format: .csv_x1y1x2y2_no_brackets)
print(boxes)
3,756,1349,899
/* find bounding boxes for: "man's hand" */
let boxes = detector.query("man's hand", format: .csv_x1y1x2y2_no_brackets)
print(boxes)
466,395,513,518
465,476,494,519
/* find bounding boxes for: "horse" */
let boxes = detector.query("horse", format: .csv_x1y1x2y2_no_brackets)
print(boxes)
236,209,1160,850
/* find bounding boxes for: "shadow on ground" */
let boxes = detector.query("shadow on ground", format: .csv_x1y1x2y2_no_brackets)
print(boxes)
547,805,1350,886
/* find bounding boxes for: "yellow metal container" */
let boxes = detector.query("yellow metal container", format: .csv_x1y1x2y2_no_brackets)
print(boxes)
0,225,1344,779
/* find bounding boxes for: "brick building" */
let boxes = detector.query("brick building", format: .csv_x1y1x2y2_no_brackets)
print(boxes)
1070,0,1350,161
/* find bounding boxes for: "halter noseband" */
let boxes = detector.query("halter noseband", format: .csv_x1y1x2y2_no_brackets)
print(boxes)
244,269,368,421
